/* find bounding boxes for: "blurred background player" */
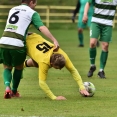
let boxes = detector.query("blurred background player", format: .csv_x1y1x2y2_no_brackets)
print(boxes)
23,32,89,100
72,0,99,47
83,0,117,78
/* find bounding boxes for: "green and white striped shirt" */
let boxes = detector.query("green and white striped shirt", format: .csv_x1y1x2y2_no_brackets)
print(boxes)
89,0,117,26
0,4,44,49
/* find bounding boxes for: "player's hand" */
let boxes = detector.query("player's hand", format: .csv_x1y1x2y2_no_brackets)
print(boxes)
71,16,75,23
53,40,59,52
80,89,89,96
56,96,67,100
82,15,88,23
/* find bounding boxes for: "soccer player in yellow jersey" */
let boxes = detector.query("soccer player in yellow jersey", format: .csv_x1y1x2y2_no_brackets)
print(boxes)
24,33,89,100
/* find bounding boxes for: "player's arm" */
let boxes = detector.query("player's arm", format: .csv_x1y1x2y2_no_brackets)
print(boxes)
39,26,59,52
24,58,56,99
39,63,66,100
32,12,59,52
65,56,89,96
23,59,57,99
82,1,91,23
72,0,80,23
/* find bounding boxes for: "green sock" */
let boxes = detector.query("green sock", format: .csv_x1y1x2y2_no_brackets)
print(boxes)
89,48,96,65
100,51,108,69
3,69,12,88
12,69,23,93
78,33,83,45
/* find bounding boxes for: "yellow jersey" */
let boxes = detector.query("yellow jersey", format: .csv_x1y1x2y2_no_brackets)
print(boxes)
26,33,85,100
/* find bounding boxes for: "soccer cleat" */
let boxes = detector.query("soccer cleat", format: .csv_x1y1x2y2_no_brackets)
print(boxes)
87,66,96,77
98,71,106,78
78,44,84,47
11,91,21,98
4,89,11,99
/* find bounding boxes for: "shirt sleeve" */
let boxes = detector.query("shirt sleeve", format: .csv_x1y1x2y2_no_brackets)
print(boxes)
39,79,57,100
73,0,80,17
32,12,44,29
38,63,57,100
65,56,85,90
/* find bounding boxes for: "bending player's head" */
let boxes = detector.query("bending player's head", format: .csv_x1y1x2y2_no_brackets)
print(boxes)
50,53,66,69
21,0,37,9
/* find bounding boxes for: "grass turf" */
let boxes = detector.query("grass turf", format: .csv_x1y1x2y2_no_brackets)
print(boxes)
0,28,117,117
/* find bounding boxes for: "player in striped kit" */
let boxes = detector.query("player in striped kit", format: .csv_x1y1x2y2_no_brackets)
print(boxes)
83,0,117,78
0,0,59,99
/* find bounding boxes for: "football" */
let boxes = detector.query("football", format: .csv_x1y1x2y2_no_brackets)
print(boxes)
80,82,96,97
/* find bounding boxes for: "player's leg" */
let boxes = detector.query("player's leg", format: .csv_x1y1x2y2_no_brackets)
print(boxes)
77,13,86,47
0,48,3,64
78,28,84,47
87,14,100,47
0,48,13,99
98,25,112,78
11,49,26,97
3,66,12,99
0,59,3,64
87,40,97,77
24,58,38,67
87,22,100,77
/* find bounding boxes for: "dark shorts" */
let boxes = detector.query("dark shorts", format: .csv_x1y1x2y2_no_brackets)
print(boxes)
0,48,3,64
0,48,26,66
0,59,3,64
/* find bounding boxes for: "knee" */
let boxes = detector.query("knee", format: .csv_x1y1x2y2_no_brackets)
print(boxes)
78,28,83,33
102,43,109,51
90,42,96,48
90,39,97,48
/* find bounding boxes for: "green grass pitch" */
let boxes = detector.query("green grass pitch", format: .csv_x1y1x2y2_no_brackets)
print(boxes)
0,28,117,117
